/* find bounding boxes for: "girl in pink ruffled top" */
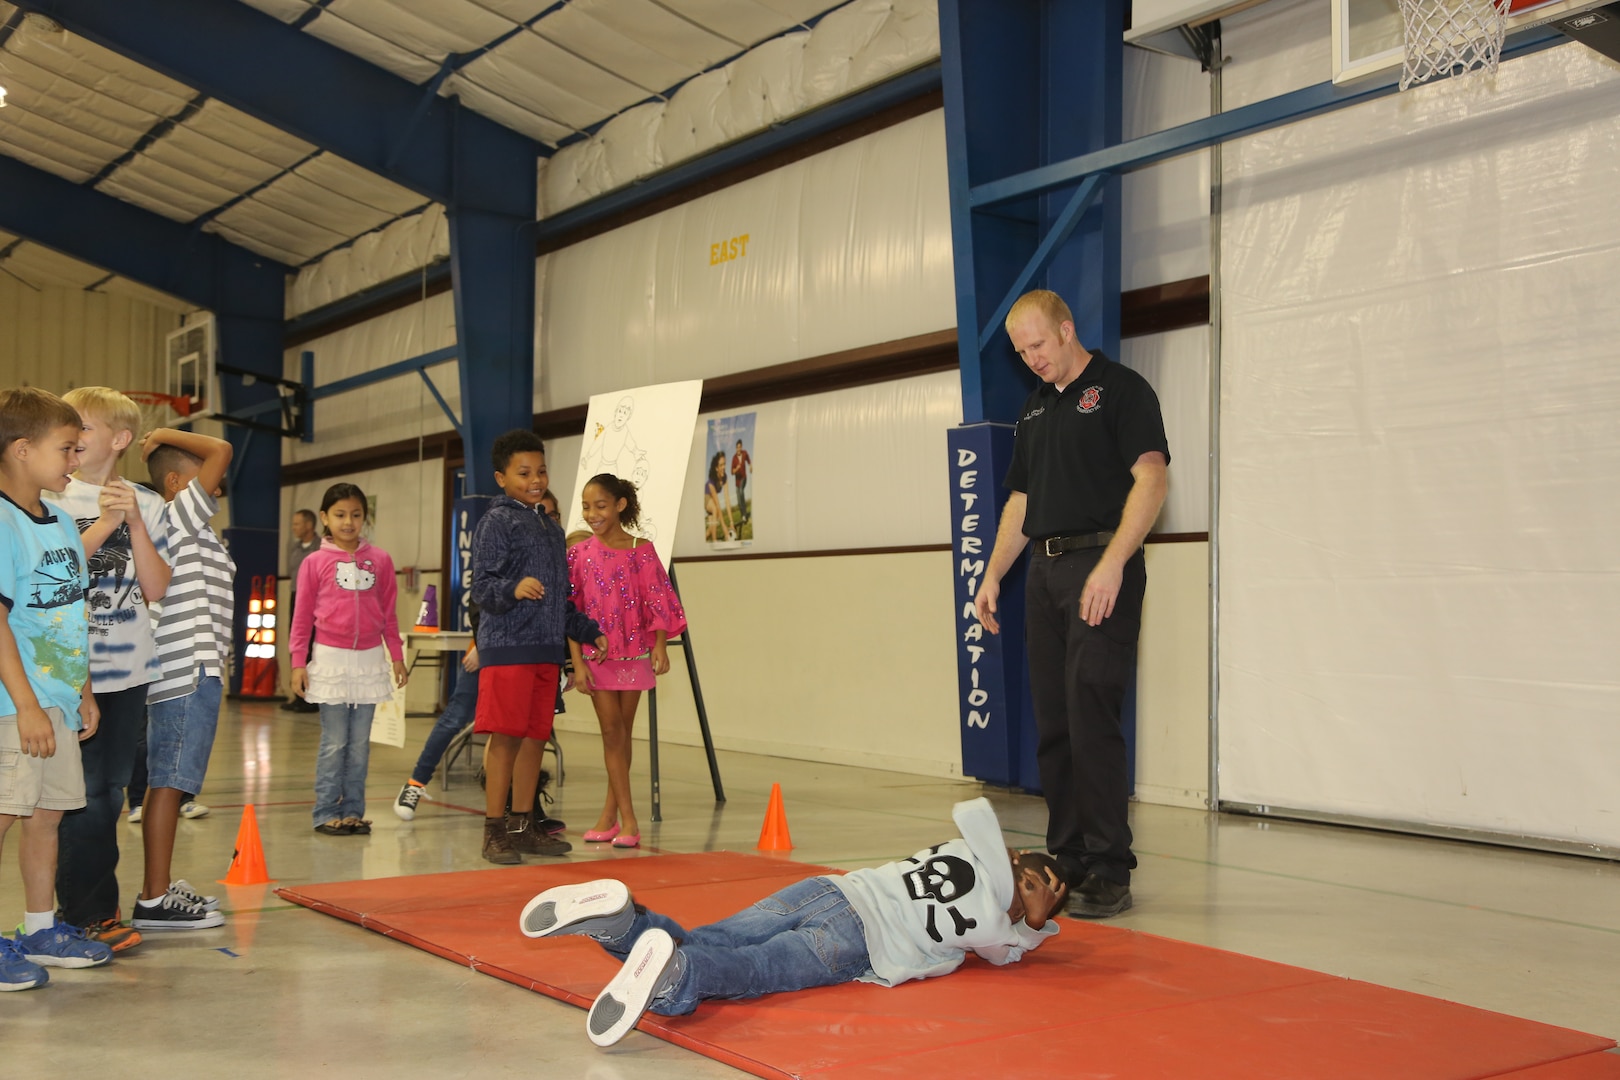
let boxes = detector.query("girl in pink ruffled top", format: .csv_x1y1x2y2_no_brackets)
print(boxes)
567,474,686,849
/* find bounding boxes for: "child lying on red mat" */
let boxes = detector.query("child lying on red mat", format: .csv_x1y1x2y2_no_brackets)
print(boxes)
518,797,1068,1047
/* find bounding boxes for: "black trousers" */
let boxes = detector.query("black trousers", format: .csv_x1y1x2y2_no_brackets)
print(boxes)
1024,546,1146,888
57,683,146,926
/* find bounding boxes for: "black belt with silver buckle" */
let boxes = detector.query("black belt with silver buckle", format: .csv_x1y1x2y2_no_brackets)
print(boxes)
1042,531,1114,557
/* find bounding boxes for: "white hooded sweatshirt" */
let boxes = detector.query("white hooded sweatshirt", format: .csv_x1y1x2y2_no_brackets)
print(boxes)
832,797,1059,987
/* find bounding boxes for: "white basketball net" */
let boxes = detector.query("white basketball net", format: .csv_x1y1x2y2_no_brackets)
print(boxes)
1399,0,1510,89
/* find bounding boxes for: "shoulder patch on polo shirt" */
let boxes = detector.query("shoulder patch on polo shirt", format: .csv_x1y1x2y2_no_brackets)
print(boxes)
1076,385,1103,413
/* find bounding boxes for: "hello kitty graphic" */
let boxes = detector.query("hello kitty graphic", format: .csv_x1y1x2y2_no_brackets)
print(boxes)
335,559,377,592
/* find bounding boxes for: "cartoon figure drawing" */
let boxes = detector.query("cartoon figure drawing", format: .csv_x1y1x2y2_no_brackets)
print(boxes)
627,460,658,542
581,396,647,480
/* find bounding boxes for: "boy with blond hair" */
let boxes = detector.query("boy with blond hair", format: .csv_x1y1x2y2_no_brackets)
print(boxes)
0,387,114,990
43,387,171,952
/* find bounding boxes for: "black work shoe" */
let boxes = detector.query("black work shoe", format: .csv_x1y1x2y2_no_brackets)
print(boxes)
1068,873,1133,918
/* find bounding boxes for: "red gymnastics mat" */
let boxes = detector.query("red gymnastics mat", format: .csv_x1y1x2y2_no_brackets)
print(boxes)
278,853,1618,1080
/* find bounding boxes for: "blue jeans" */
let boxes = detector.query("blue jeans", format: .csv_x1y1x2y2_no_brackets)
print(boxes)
410,669,478,786
57,683,147,927
146,676,222,795
313,703,374,825
599,877,872,1016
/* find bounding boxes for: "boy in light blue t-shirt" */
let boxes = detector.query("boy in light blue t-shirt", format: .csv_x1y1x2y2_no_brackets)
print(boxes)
0,387,115,991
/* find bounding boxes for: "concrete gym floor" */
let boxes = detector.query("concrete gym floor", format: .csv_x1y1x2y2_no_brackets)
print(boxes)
3,697,1617,1077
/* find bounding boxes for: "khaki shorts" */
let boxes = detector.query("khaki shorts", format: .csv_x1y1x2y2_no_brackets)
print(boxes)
0,707,87,816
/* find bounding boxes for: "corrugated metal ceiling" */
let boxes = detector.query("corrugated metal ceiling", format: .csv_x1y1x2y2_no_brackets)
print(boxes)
0,0,855,305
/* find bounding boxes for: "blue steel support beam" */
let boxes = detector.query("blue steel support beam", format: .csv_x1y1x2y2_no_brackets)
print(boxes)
20,0,537,203
970,27,1566,211
0,154,286,314
450,107,538,496
1043,1,1124,367
940,0,1043,427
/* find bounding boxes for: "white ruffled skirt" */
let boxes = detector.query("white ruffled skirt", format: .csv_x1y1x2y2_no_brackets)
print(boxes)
305,642,395,706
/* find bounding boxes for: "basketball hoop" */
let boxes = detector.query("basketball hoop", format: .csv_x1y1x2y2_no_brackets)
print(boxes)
124,390,193,435
1399,0,1510,89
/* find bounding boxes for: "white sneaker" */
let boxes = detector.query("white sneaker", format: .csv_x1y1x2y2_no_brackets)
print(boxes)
180,801,210,819
127,806,143,824
393,782,431,821
587,928,681,1047
519,880,631,939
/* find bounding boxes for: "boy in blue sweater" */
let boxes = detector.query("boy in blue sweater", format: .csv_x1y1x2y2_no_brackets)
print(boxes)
520,798,1067,1047
470,430,604,864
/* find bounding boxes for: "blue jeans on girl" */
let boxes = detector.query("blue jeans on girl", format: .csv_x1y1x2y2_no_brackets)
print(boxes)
601,877,873,1015
314,703,374,825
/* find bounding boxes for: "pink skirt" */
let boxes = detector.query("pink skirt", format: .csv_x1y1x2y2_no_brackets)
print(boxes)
585,655,655,691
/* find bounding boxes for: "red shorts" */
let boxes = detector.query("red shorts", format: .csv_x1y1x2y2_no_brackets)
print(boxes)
474,663,560,740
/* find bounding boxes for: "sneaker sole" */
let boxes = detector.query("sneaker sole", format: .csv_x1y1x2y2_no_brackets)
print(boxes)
1068,892,1134,919
520,880,629,939
588,928,676,1047
23,951,112,969
96,930,143,953
0,971,48,990
131,912,226,930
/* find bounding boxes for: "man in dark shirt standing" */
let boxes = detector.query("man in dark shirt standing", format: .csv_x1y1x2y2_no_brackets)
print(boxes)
973,290,1169,918
280,508,320,713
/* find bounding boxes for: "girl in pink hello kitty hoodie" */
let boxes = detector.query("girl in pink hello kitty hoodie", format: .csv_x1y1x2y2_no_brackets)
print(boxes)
289,482,406,835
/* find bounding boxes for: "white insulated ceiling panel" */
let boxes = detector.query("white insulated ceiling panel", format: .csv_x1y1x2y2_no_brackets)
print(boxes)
299,12,442,84
557,0,739,72
95,157,237,222
4,241,109,288
325,0,512,62
183,100,315,169
294,155,425,217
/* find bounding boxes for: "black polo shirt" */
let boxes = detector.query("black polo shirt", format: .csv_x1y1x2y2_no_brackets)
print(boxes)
1003,351,1171,539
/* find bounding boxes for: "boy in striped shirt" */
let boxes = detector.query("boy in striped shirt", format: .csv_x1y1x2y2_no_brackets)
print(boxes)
133,428,234,930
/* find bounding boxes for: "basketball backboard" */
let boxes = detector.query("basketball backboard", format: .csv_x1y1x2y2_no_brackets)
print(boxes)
1332,0,1614,82
165,313,217,420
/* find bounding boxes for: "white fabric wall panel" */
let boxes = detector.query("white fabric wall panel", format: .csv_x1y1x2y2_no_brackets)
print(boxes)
1122,46,1210,289
539,110,953,408
282,292,459,462
545,369,963,557
0,277,178,394
1122,326,1208,534
286,206,449,317
1217,14,1620,848
538,0,939,217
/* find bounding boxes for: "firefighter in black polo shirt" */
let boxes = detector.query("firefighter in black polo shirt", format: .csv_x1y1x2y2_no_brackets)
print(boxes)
973,289,1170,918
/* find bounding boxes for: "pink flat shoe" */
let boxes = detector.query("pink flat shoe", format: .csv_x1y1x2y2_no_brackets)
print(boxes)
582,826,620,843
611,833,640,849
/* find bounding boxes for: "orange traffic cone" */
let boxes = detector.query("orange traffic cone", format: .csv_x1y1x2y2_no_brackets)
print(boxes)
219,804,275,885
756,783,794,851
